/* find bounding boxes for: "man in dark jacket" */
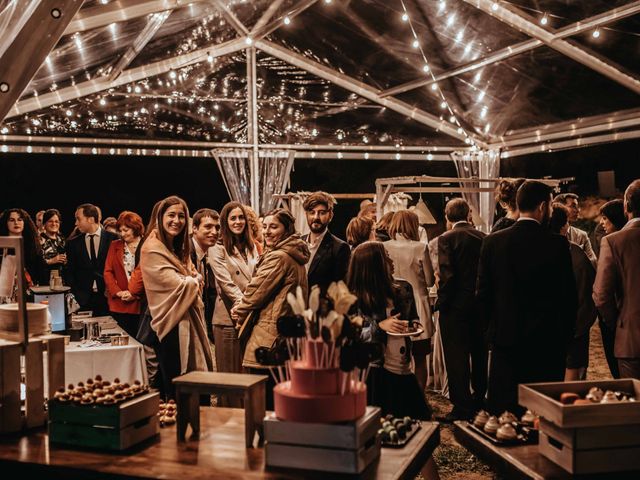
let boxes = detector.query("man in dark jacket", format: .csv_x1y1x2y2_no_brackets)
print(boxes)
66,203,118,316
190,208,220,343
477,181,577,415
437,198,487,421
302,192,350,293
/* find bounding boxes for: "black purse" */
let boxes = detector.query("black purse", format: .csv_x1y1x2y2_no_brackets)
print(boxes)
136,303,159,347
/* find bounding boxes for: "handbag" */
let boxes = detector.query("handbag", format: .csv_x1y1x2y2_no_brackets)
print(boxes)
136,304,159,347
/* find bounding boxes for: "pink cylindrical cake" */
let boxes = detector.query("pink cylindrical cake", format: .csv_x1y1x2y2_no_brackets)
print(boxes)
289,361,340,395
274,380,367,423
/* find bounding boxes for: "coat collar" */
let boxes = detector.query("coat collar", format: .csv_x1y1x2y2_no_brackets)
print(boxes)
308,230,334,276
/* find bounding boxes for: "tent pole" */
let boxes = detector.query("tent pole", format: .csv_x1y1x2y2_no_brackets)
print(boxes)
247,46,260,213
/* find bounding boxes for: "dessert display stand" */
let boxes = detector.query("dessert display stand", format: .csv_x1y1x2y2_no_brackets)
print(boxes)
0,236,65,433
519,379,640,475
172,371,267,447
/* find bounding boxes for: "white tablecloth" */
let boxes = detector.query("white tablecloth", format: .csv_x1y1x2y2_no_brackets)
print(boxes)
64,337,148,386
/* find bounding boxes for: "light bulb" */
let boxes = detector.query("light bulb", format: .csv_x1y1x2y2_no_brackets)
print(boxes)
592,29,600,38
540,14,548,25
283,16,291,25
422,64,430,72
402,13,409,22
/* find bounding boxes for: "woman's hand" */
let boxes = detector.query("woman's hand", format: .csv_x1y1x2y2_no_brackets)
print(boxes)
378,314,408,334
117,290,134,302
230,305,240,323
48,253,67,265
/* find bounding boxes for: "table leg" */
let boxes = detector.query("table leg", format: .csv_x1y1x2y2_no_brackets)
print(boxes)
189,392,200,439
244,382,266,448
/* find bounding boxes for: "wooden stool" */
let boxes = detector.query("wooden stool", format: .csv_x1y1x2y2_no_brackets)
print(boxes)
173,371,268,447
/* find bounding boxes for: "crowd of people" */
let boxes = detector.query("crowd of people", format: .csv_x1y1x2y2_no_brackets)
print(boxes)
1,178,639,422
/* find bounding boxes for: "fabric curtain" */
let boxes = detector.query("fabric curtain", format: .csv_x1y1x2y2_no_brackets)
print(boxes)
452,149,500,233
214,149,295,216
213,149,251,206
258,150,295,215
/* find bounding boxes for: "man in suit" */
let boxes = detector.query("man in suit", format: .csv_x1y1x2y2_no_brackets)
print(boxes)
554,193,597,266
302,192,351,293
437,198,487,421
477,181,577,414
593,179,640,378
190,208,220,343
66,203,118,316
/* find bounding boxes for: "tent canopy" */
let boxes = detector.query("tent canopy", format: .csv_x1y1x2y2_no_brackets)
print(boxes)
0,0,639,158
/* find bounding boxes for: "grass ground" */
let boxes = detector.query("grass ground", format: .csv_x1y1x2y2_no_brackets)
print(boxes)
426,324,612,479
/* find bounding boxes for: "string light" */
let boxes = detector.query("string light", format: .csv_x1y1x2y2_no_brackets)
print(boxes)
412,39,420,48
491,2,499,12
592,29,601,38
245,37,253,45
540,14,548,25
401,13,409,22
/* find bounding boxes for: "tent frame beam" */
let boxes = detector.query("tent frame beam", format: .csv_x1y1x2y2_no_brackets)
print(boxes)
462,0,640,95
64,0,199,35
255,39,482,146
0,0,84,122
380,0,640,98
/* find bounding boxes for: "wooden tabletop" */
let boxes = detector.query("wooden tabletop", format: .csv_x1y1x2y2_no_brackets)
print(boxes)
454,421,640,480
0,407,439,479
174,371,268,389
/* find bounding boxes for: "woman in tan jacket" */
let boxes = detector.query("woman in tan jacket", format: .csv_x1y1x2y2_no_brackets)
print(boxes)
231,208,309,409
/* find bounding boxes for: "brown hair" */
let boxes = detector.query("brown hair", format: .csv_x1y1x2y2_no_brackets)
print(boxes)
346,241,395,315
549,202,570,234
76,203,100,222
388,209,419,241
155,196,191,264
375,211,395,232
495,178,525,212
116,211,144,237
264,208,296,240
444,198,470,223
192,208,219,228
346,216,374,248
219,201,255,256
625,179,640,217
244,205,263,243
303,191,336,212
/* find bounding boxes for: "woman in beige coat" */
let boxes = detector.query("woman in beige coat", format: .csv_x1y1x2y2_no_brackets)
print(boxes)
210,202,259,378
384,210,435,392
140,196,213,399
231,208,309,409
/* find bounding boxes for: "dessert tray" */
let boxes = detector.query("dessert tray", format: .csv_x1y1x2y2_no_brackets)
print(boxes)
469,410,539,446
468,422,537,446
378,415,422,448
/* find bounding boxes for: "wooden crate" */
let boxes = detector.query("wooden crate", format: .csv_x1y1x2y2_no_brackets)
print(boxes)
49,414,159,451
539,430,640,475
0,334,65,433
48,391,160,451
264,406,381,449
539,418,640,450
519,379,640,428
265,407,381,474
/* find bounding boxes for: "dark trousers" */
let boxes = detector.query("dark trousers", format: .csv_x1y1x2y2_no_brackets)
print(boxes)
83,291,109,317
439,314,487,415
111,312,141,340
154,324,181,400
487,345,565,416
599,319,620,378
618,358,640,379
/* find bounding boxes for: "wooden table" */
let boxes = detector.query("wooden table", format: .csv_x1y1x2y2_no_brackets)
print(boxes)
454,421,640,479
0,407,439,479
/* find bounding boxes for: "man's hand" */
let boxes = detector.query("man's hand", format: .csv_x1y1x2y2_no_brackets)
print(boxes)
378,314,408,334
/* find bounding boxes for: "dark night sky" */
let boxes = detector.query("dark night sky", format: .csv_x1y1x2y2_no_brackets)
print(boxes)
1,138,639,240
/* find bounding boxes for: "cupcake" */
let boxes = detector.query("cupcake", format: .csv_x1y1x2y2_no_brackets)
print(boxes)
586,387,604,403
520,410,536,427
601,391,619,403
473,410,490,429
484,416,500,435
496,423,518,441
498,411,517,425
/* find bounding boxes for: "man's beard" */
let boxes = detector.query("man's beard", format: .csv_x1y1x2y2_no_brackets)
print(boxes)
309,221,327,233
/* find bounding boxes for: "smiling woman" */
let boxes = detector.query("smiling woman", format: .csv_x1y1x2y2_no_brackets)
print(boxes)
140,195,213,400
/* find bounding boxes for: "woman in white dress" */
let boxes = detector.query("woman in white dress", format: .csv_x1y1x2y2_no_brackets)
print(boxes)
384,210,435,392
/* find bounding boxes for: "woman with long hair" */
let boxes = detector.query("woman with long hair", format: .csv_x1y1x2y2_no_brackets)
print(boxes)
231,208,309,409
346,216,375,249
0,208,45,289
347,240,439,479
384,209,435,392
211,202,259,381
104,211,145,338
140,196,213,399
40,209,67,282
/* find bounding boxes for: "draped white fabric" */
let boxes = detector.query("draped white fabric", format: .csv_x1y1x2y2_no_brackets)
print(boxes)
214,149,295,215
452,149,500,233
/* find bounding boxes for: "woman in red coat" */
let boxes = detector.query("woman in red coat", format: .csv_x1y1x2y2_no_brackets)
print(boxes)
104,211,145,338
